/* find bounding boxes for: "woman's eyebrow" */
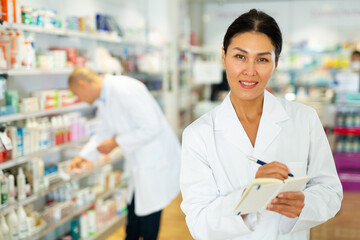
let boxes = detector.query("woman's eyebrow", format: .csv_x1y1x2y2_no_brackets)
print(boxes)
232,47,271,56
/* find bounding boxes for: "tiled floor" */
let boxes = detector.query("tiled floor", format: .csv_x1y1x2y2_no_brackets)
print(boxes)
108,192,360,240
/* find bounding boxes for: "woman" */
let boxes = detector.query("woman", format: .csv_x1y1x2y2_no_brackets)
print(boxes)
180,9,342,240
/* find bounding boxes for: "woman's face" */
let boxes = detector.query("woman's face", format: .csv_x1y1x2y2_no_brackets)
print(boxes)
222,32,277,102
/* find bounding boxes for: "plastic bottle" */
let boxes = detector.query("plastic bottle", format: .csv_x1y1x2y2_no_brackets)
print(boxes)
0,126,13,161
6,126,18,159
8,174,15,203
58,116,65,144
17,167,26,200
1,0,14,22
31,158,39,193
6,210,19,240
17,206,27,240
42,118,51,149
1,215,10,240
21,126,30,156
50,117,57,146
87,206,97,236
70,218,79,240
13,0,22,24
31,119,40,152
80,212,88,238
38,158,45,191
63,115,71,143
21,40,35,69
51,117,59,145
0,171,9,206
9,31,17,68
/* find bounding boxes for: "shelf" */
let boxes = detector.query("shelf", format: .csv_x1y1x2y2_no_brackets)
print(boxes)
127,72,163,82
334,152,360,168
0,67,122,76
0,155,123,216
150,90,163,97
333,127,360,135
0,102,95,123
2,23,122,43
84,212,127,240
337,171,360,191
184,46,218,55
0,139,87,171
4,68,73,76
32,185,127,240
122,40,165,50
268,82,331,88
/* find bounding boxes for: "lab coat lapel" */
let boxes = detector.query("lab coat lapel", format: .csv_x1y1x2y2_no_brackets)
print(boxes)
253,90,289,157
214,91,290,158
214,94,253,156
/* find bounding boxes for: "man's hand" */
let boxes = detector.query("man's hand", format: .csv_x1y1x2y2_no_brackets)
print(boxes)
97,138,118,154
266,191,305,218
255,161,291,181
67,156,93,171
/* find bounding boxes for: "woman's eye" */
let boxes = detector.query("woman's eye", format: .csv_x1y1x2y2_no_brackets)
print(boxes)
235,54,245,60
258,58,269,62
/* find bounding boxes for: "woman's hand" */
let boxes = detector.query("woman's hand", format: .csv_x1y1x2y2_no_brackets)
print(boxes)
267,192,305,218
255,161,291,181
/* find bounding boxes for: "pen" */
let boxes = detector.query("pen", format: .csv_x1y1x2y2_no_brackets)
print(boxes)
247,156,294,177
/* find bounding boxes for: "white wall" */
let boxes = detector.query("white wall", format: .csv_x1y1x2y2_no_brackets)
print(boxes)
202,0,360,50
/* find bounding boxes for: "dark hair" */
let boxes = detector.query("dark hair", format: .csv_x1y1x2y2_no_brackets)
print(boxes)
352,51,360,57
223,9,282,63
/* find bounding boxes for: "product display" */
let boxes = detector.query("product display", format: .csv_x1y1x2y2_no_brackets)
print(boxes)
0,112,100,161
1,215,10,240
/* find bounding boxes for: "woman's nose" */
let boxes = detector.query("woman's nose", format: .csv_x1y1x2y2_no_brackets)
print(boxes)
243,61,257,76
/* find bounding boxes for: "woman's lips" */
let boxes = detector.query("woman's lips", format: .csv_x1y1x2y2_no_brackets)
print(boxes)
239,80,258,89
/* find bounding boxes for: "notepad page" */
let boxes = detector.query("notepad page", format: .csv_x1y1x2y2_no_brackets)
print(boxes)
280,176,310,193
234,183,283,215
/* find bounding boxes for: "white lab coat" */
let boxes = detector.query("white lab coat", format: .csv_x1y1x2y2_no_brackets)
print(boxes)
180,90,343,240
80,75,181,216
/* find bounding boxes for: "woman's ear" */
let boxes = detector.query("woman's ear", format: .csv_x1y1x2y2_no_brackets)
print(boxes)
221,47,226,68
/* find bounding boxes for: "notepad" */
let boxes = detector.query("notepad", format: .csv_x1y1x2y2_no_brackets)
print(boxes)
233,176,310,215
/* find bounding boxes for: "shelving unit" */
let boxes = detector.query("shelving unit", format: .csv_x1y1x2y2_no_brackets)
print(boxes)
332,106,360,191
0,153,123,216
0,2,176,239
0,139,87,171
0,22,122,44
84,214,127,240
31,183,127,240
0,68,73,76
0,102,95,123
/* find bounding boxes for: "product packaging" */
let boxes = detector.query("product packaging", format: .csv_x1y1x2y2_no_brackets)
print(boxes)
17,167,26,200
17,205,27,239
6,210,19,240
0,171,9,206
1,215,10,240
5,90,19,113
1,0,14,22
80,211,88,238
0,126,13,161
7,174,15,203
20,97,39,113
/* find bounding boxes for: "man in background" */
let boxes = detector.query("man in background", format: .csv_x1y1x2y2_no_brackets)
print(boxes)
351,50,360,73
67,67,181,240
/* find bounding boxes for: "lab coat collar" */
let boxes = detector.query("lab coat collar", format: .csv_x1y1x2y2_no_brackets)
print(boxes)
98,75,110,103
214,90,290,156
